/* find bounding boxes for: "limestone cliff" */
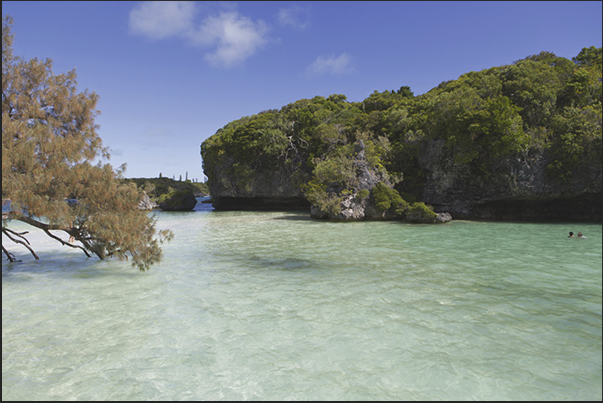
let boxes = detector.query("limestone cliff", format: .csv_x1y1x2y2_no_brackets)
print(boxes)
203,140,601,221
419,141,602,221
204,156,309,210
308,140,391,220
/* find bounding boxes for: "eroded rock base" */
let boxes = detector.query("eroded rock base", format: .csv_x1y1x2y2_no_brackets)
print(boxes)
211,196,311,211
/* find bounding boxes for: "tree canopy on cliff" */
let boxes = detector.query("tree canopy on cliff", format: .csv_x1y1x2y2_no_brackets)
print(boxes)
201,45,602,209
2,16,173,270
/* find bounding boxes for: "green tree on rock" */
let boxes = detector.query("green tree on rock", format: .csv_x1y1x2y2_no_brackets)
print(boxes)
2,16,173,270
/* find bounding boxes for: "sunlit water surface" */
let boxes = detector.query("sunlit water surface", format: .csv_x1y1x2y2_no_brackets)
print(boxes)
3,199,602,400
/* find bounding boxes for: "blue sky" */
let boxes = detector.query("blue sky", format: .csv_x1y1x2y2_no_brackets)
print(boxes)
3,1,602,180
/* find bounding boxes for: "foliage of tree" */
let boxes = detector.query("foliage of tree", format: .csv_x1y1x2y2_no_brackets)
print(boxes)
370,182,408,217
2,16,173,270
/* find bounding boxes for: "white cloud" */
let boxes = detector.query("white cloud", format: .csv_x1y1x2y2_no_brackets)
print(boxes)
129,1,195,40
192,12,268,68
306,53,356,77
277,6,310,30
128,2,269,68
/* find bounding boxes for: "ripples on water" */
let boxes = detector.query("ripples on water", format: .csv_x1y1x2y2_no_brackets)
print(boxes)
2,199,602,400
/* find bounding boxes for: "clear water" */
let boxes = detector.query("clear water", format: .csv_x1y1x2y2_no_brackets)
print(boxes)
3,199,602,400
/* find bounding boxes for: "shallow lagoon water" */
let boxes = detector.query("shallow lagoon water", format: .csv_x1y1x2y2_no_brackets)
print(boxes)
2,200,602,400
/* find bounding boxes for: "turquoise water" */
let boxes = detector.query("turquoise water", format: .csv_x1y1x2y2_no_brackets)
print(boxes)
2,199,602,400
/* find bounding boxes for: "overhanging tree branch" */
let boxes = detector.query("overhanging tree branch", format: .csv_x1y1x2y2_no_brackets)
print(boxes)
2,243,19,262
2,226,39,260
5,212,91,258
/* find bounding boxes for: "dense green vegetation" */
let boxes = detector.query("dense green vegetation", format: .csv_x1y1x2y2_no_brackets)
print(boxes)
371,182,408,217
202,47,602,215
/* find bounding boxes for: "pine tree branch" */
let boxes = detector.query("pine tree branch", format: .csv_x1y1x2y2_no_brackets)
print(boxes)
2,227,39,260
2,244,20,262
2,227,31,243
42,227,91,258
6,212,91,258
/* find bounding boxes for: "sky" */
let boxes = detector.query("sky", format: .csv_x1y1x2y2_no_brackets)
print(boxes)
3,1,602,181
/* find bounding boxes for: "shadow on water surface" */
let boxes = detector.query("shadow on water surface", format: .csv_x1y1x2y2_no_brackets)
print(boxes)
2,251,143,281
253,255,316,271
214,251,318,273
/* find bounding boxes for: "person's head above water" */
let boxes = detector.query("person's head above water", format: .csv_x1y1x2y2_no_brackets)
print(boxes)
568,232,574,237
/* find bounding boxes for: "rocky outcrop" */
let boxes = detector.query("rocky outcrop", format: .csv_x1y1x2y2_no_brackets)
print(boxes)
203,139,601,222
211,196,310,210
309,141,426,221
158,189,197,211
324,194,369,220
405,210,452,224
310,193,374,220
138,192,158,210
420,141,602,221
205,156,309,210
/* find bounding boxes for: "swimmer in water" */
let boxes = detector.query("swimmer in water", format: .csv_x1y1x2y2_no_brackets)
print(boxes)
577,232,586,239
568,232,574,238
